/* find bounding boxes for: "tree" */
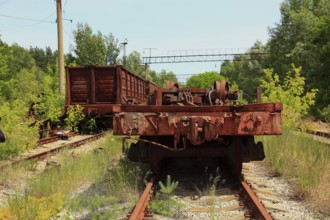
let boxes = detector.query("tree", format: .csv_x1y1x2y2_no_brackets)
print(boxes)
0,38,10,80
186,71,226,88
0,39,64,159
261,65,317,128
123,51,145,76
71,23,120,65
311,16,330,116
29,46,57,75
220,41,268,99
267,0,330,113
7,44,35,80
105,33,120,65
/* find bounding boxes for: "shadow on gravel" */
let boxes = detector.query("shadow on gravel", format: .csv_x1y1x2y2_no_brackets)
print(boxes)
156,158,240,197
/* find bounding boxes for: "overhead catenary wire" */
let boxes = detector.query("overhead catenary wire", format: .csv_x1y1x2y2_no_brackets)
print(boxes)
0,14,55,24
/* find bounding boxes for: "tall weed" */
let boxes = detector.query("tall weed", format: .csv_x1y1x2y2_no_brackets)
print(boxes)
258,128,330,191
1,133,124,219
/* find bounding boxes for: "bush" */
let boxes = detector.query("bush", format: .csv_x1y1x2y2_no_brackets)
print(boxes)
64,105,85,132
150,175,182,217
0,100,39,159
261,65,317,128
319,105,330,123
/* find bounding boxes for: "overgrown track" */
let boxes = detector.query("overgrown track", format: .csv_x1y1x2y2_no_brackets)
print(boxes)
128,174,273,220
305,129,330,145
0,132,107,170
312,130,330,139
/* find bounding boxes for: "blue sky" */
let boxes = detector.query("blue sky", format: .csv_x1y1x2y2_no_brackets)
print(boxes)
0,0,283,82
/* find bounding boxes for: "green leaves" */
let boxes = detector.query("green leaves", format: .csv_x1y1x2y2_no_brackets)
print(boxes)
72,23,120,65
159,175,179,195
261,65,317,128
150,175,182,217
186,71,226,88
268,0,330,114
64,105,85,132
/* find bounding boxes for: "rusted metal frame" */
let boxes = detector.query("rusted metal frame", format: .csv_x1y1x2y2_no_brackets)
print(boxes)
122,136,185,153
65,67,71,105
162,88,207,94
90,67,96,103
128,179,154,220
116,66,121,104
114,111,281,139
111,103,283,113
145,115,158,132
239,179,273,220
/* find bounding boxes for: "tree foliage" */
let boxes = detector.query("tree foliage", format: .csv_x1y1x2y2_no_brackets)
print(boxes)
64,105,85,132
0,37,63,159
261,65,317,128
220,41,268,99
218,0,329,118
123,51,145,76
71,23,120,65
186,71,226,88
267,0,330,115
122,51,178,87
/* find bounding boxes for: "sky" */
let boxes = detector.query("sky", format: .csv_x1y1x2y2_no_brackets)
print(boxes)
0,0,283,82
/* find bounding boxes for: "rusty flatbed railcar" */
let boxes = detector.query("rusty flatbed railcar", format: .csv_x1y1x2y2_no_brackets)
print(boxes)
66,65,282,175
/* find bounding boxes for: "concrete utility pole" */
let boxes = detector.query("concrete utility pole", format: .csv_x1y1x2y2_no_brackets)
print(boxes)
56,0,65,94
121,38,128,66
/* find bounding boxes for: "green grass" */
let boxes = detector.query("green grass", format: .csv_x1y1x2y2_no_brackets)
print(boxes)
0,133,142,220
257,128,330,192
150,175,183,218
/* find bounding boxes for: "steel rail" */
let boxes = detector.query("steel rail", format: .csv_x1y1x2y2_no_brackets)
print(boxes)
307,130,330,139
128,179,154,220
0,132,107,170
37,136,60,145
25,132,107,160
239,179,273,220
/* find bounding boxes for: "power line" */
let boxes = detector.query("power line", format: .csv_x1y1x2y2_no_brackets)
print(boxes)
0,14,55,24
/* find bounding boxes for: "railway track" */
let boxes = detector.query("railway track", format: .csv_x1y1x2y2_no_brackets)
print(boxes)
128,178,154,220
304,129,330,145
239,179,272,220
128,176,273,220
127,159,319,220
0,132,107,170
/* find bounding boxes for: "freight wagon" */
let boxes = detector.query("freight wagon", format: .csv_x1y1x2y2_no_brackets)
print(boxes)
66,65,282,175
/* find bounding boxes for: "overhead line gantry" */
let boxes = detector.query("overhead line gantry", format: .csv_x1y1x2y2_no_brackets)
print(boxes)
142,48,268,64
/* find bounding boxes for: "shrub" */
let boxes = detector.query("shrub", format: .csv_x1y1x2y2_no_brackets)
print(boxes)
261,65,317,128
0,100,39,159
150,175,182,217
64,105,85,132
